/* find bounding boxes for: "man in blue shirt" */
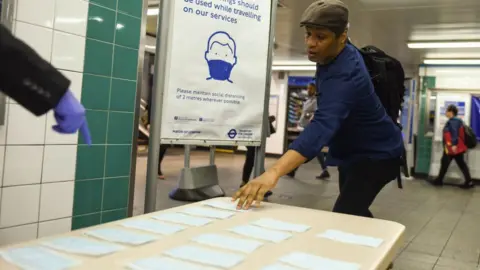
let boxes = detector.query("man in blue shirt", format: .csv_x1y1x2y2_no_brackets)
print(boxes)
233,0,404,218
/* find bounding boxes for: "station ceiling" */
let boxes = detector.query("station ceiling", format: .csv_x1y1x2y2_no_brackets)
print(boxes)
146,0,480,74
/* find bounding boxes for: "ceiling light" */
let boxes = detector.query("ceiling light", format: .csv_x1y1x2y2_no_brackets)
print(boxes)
408,41,480,49
272,60,313,66
271,65,316,71
425,52,480,59
423,59,480,65
147,8,159,16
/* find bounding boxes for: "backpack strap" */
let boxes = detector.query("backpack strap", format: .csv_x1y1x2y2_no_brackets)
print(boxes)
397,169,403,189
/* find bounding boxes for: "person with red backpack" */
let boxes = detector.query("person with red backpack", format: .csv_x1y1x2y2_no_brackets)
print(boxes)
431,104,473,189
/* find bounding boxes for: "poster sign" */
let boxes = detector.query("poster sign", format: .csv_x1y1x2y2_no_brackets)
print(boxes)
434,93,471,141
160,0,272,145
471,96,480,140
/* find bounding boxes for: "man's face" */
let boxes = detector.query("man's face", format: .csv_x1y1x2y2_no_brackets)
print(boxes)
445,111,453,118
304,26,346,64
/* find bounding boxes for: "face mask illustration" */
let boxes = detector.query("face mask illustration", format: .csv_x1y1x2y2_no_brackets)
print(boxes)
204,31,237,83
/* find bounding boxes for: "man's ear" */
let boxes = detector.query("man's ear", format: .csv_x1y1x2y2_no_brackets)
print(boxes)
340,32,348,45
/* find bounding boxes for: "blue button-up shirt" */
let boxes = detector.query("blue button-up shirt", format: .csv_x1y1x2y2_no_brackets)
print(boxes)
289,44,403,165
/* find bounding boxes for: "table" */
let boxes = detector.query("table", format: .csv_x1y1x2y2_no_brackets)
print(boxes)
0,198,405,270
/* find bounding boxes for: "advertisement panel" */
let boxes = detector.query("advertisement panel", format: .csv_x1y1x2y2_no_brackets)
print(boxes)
160,0,272,145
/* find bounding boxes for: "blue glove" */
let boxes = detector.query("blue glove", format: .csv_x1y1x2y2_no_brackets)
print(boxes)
52,90,91,145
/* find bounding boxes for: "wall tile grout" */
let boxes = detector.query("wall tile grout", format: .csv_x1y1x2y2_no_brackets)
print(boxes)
34,0,61,238
89,1,143,20
98,0,119,222
2,179,76,188
0,216,73,231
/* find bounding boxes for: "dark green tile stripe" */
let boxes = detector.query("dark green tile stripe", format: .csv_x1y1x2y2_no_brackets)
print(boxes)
415,76,436,174
87,4,116,43
73,0,142,230
90,0,117,10
116,13,141,49
118,0,143,18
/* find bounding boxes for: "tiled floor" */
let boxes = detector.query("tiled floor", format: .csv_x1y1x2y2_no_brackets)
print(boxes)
134,148,480,270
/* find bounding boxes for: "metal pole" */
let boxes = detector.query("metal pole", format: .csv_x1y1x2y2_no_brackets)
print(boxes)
144,0,171,214
128,0,149,217
209,146,216,165
253,0,278,177
184,145,191,168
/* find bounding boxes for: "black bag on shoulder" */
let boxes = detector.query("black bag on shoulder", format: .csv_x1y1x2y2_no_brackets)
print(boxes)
358,45,407,188
463,124,477,149
358,45,406,124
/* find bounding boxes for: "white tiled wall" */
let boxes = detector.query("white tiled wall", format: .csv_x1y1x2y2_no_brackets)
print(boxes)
0,0,88,246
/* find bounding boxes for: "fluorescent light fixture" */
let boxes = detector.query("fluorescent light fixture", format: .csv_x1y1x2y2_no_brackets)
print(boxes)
408,41,480,49
147,8,159,16
425,52,480,59
272,60,313,66
271,65,316,71
423,59,480,65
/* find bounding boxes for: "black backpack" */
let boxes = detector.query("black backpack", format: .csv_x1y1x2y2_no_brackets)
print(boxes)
358,45,407,188
358,45,406,124
463,124,477,149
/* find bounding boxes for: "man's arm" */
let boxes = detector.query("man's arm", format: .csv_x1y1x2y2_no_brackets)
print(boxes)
0,24,70,116
267,77,356,180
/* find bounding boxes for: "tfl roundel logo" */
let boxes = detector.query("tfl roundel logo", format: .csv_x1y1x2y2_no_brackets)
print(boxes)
227,129,237,139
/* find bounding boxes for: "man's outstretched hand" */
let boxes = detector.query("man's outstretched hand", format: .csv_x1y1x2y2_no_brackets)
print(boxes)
232,172,278,210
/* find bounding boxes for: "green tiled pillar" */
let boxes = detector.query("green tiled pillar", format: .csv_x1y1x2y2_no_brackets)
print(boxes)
415,76,436,174
72,0,142,230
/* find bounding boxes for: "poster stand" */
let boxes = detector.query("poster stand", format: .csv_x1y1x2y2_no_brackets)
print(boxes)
169,146,224,201
145,0,278,210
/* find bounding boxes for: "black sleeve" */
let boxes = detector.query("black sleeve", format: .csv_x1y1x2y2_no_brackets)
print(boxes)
0,24,70,116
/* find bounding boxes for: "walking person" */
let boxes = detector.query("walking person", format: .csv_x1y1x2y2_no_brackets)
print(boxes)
431,104,473,189
240,115,276,197
232,0,404,218
288,82,330,179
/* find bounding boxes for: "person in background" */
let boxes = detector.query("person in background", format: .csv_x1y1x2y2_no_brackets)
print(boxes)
0,24,90,143
431,104,473,189
232,0,404,219
288,82,330,179
241,115,276,197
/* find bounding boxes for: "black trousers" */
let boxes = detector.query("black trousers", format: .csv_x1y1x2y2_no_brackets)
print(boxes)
242,146,256,182
158,144,168,174
317,152,327,171
436,152,472,184
334,158,398,218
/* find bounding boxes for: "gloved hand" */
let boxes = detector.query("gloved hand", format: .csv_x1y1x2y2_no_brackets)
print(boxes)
52,90,91,145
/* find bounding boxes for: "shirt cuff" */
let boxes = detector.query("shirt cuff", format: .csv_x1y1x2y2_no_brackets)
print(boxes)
288,140,318,161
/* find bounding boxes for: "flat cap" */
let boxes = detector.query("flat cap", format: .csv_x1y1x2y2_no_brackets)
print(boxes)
300,0,349,33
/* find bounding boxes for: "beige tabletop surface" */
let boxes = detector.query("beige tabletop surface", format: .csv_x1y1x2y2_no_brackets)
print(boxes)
0,197,405,270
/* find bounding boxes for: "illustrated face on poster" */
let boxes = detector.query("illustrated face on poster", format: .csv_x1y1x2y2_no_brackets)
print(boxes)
205,31,237,83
